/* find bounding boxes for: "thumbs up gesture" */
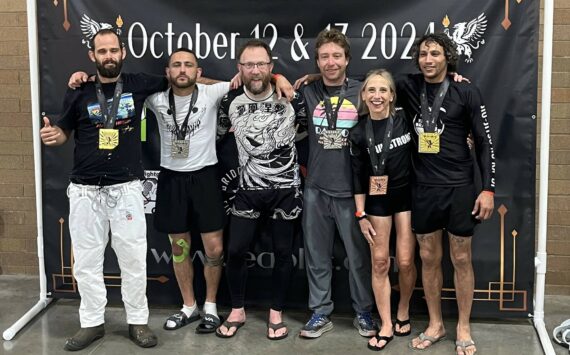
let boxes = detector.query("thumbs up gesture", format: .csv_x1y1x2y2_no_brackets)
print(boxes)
40,116,64,146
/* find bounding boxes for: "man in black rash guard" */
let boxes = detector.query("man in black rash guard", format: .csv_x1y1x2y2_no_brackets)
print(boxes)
215,40,307,340
397,33,495,355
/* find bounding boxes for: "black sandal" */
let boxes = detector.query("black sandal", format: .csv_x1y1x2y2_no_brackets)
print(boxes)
367,334,394,351
196,314,222,334
267,322,288,341
163,311,200,330
394,318,411,336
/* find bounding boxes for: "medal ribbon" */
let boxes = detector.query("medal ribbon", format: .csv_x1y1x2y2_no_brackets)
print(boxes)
95,76,123,129
365,115,394,176
168,86,199,140
420,77,449,133
322,79,348,130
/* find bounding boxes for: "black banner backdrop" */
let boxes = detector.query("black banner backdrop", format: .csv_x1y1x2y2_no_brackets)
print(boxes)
38,0,537,317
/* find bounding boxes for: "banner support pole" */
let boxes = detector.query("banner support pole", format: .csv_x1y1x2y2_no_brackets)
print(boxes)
3,0,53,341
534,0,556,354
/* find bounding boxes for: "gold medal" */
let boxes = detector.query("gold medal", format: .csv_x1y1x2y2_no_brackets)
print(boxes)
318,129,344,149
369,175,388,195
418,132,440,154
99,128,119,150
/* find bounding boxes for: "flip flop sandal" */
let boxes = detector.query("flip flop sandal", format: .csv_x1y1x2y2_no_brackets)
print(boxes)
409,332,447,351
163,311,201,330
367,334,394,351
267,322,288,341
455,339,476,355
215,320,245,338
196,314,223,334
553,319,570,349
394,318,412,337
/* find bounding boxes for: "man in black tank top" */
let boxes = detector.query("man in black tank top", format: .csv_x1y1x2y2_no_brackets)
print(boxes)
397,33,495,355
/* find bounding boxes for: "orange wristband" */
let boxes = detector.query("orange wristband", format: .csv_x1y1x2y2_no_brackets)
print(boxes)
482,190,495,196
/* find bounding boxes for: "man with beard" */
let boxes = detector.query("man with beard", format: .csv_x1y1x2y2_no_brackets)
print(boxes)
40,29,166,350
143,48,228,333
215,40,307,340
398,33,495,355
298,28,376,339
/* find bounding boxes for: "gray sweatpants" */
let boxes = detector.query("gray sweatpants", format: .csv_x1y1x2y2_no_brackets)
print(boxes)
302,186,374,315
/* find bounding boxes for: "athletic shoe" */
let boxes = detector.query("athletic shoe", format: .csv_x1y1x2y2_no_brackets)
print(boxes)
299,313,333,338
353,311,377,337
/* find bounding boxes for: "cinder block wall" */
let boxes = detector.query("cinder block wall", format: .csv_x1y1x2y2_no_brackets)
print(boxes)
0,0,37,275
0,0,568,294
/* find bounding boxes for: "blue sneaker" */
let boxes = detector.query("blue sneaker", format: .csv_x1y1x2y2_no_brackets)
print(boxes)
299,313,333,338
353,311,377,337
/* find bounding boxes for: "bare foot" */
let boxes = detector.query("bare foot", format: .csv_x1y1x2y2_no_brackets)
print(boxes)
456,339,477,355
368,325,393,349
267,309,288,339
217,308,245,336
409,326,446,350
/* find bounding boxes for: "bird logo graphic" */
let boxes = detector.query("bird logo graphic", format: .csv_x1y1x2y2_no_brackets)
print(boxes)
443,13,487,63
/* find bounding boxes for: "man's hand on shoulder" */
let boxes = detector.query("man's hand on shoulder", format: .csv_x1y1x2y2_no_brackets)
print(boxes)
68,71,93,89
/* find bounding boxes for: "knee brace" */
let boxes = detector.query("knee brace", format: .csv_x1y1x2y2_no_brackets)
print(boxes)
204,253,224,267
169,235,190,263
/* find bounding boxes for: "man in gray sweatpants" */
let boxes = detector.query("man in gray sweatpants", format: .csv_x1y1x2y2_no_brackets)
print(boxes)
298,28,375,339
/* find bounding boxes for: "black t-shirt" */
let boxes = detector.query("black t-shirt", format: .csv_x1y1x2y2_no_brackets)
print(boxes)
57,73,167,185
396,73,495,192
349,109,412,194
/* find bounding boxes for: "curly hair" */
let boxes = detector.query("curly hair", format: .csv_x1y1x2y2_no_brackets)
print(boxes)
411,32,458,73
314,28,351,61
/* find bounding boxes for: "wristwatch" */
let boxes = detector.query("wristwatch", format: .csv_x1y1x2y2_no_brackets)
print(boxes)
355,211,367,221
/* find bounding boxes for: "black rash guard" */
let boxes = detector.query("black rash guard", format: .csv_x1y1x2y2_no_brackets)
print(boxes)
349,108,412,194
396,73,495,192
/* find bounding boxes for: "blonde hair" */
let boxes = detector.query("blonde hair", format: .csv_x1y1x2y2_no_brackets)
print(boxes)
357,69,396,117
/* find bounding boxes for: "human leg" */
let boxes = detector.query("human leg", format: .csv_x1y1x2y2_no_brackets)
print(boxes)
410,230,446,350
394,211,416,336
366,215,394,348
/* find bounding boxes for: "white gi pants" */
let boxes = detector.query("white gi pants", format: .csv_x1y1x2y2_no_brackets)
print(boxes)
67,180,149,327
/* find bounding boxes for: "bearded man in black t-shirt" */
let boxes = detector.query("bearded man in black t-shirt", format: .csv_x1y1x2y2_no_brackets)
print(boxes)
397,33,495,355
40,29,167,351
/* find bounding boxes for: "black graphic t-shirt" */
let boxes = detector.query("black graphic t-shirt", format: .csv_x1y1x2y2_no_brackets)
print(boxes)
217,86,307,190
349,109,412,194
396,73,495,192
57,73,167,185
302,78,362,198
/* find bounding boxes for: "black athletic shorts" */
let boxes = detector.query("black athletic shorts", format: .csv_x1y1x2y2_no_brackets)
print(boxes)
411,184,479,237
153,165,225,234
231,187,303,220
366,184,411,217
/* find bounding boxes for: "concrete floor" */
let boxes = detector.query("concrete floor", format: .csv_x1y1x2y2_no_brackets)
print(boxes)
0,275,568,355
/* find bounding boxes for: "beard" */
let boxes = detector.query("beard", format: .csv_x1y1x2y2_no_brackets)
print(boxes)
96,58,123,78
170,74,197,89
243,73,271,95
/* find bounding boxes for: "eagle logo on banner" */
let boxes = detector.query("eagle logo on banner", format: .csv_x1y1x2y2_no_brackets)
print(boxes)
80,14,124,48
443,13,487,63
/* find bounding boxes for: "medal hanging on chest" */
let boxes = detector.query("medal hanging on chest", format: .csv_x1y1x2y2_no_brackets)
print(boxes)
369,175,389,195
366,116,394,195
418,78,449,154
167,87,198,158
318,80,347,150
319,129,343,149
96,77,123,150
418,132,440,154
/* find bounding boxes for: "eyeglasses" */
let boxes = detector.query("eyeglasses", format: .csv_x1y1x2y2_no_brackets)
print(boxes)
239,62,271,70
